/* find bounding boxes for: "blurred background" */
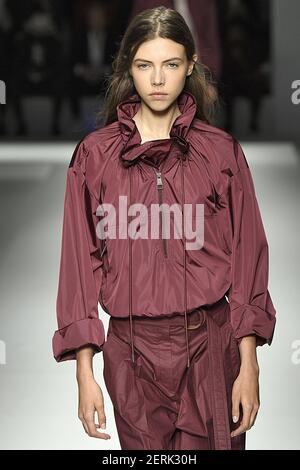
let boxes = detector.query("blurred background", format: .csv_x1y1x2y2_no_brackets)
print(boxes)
0,0,299,450
0,0,287,139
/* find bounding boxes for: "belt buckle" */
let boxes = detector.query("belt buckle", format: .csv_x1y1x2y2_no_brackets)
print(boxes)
186,309,206,329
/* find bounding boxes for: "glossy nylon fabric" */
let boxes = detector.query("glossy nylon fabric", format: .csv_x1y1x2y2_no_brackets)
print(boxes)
52,89,277,449
102,296,245,450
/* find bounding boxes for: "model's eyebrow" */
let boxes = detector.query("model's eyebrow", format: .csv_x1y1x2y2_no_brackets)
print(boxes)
133,57,183,63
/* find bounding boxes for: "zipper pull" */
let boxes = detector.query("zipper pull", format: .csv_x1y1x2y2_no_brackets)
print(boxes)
155,170,163,189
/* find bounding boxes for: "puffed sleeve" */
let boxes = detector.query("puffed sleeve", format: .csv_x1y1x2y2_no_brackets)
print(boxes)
52,140,105,362
227,138,276,347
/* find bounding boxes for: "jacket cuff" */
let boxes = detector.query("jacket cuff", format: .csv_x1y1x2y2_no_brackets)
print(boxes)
231,303,276,347
52,318,105,362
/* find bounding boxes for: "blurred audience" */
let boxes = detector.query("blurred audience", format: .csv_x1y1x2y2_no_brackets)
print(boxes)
218,0,271,133
0,0,11,134
69,1,111,121
10,5,65,135
0,0,271,138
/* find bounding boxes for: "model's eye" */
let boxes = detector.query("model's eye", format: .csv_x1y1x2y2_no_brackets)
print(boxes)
137,63,179,70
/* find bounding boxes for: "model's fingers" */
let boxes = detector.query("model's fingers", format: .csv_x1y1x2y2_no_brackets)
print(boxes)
249,386,260,429
82,418,101,432
84,410,101,437
78,408,89,434
231,403,252,437
80,418,89,434
231,392,240,425
95,403,111,439
95,402,107,431
85,410,110,439
249,403,260,429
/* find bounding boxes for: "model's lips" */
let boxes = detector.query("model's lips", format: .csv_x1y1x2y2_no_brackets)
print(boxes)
149,93,168,100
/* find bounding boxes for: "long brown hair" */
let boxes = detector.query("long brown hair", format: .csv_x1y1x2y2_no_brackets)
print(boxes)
96,6,219,127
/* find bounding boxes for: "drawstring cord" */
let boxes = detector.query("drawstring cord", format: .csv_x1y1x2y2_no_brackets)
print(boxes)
180,156,191,368
129,165,135,364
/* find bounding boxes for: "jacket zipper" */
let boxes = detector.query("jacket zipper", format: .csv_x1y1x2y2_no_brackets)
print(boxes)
152,166,168,258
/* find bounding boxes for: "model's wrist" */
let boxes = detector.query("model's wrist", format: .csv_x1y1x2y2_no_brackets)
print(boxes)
240,359,260,375
238,335,259,369
76,366,94,383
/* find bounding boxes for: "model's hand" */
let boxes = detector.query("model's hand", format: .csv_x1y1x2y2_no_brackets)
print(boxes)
230,362,260,438
77,374,111,440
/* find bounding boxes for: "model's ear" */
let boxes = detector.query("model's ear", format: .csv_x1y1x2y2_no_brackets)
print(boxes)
187,54,198,75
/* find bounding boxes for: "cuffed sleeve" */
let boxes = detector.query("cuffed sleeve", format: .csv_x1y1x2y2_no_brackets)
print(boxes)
227,138,276,347
52,140,105,362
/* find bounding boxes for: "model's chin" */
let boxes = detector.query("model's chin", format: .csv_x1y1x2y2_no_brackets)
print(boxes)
145,97,172,110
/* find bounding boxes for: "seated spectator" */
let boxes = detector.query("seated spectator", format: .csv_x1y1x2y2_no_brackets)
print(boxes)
10,6,65,135
69,1,111,122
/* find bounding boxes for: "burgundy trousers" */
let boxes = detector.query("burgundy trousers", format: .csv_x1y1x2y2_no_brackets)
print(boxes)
102,297,246,450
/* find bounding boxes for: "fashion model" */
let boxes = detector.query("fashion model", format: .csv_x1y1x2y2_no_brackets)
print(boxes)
52,6,276,450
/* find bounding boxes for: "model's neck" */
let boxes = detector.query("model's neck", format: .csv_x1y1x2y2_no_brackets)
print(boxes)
132,102,181,141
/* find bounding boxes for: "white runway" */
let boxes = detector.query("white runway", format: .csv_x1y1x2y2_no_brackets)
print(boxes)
0,141,299,449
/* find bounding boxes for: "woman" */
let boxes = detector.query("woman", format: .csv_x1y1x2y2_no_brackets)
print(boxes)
52,6,276,450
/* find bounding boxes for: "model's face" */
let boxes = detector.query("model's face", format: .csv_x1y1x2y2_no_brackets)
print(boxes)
130,37,197,110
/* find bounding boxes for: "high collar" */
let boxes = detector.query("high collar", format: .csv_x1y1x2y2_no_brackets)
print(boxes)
117,90,197,167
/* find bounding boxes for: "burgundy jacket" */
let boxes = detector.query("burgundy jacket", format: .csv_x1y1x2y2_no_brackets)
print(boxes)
52,90,276,367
